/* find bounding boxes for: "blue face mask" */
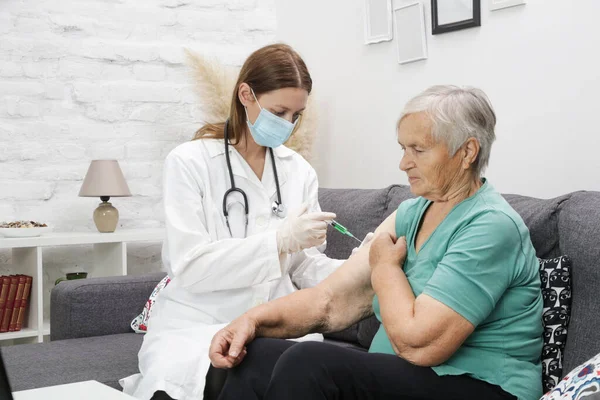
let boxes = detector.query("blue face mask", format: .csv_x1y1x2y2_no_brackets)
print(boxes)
246,89,297,148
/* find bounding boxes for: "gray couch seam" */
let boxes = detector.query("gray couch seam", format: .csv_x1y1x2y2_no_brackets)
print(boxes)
555,192,576,256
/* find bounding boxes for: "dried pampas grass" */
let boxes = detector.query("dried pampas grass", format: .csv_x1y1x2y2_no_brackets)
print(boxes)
184,49,317,162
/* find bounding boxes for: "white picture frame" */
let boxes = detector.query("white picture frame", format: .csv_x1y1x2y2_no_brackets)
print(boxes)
490,0,526,11
394,2,428,65
364,0,393,44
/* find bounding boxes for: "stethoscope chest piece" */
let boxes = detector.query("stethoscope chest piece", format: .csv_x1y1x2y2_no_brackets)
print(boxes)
271,201,287,218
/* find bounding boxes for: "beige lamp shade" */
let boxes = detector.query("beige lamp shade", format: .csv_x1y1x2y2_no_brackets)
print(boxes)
79,160,132,197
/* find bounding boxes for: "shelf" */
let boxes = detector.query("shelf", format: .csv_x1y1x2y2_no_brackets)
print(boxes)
0,228,164,249
0,327,39,341
0,228,165,345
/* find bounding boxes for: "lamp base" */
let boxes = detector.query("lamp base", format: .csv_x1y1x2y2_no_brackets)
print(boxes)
93,200,119,233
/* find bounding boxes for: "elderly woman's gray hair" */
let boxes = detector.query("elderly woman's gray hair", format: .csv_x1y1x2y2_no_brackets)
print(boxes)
398,85,497,176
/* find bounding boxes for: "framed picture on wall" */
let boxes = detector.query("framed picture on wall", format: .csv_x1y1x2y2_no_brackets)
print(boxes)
364,0,393,44
431,0,481,35
394,2,428,65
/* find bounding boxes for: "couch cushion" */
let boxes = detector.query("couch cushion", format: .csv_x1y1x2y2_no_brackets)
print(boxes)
384,185,416,217
2,333,143,391
558,191,600,374
502,193,571,259
356,315,380,349
131,275,172,334
540,351,600,400
539,256,573,392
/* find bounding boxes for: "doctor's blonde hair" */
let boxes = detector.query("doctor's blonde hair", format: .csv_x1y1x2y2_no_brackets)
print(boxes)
193,43,313,144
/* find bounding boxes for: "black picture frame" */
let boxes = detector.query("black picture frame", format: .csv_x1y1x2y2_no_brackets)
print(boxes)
431,0,481,35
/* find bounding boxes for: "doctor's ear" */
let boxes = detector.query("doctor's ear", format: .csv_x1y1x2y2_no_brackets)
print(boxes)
238,83,256,107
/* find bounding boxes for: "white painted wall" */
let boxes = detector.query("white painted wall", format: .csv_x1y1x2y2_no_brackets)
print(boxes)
0,0,276,317
276,0,600,199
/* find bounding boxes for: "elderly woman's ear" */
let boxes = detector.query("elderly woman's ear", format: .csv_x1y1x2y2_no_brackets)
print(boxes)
461,137,480,171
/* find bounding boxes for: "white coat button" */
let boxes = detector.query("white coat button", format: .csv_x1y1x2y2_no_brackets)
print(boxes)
256,215,267,228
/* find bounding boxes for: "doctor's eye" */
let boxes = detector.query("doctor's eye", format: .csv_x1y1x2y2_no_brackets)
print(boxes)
292,113,302,122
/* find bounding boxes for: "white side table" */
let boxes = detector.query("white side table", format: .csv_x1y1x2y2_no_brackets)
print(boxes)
13,380,135,399
0,229,164,344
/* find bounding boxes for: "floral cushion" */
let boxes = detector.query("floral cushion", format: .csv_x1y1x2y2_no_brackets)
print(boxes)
130,275,171,333
540,352,600,399
539,256,573,393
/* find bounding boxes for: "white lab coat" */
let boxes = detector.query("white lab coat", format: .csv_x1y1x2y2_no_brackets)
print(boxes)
120,139,343,400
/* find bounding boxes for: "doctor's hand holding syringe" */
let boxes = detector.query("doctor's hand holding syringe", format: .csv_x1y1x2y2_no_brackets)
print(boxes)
275,203,371,255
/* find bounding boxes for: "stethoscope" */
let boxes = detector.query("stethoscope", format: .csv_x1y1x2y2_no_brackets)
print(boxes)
223,119,286,237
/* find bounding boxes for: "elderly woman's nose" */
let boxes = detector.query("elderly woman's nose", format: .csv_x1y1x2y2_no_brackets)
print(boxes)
399,154,411,171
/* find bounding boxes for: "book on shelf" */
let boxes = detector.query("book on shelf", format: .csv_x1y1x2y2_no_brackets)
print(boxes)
0,275,33,333
15,275,33,331
0,277,10,327
9,275,27,332
0,276,18,333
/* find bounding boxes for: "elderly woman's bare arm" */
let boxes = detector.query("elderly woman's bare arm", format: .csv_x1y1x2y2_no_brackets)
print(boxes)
372,261,475,366
246,247,372,339
249,211,398,338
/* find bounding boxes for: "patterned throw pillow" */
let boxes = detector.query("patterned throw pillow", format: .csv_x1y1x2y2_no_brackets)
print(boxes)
540,352,600,400
539,256,573,393
130,275,171,333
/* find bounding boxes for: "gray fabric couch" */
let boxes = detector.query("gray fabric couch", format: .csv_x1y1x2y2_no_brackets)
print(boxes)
3,185,600,393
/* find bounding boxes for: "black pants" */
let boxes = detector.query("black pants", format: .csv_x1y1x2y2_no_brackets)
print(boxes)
218,338,517,400
150,364,228,400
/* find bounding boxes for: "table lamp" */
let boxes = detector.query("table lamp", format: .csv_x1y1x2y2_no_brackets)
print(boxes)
78,160,132,233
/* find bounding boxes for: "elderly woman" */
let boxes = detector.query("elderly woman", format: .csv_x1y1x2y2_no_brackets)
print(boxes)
209,85,543,400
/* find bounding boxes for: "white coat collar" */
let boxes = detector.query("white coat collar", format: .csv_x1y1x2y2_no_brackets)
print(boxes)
203,139,295,159
203,139,290,198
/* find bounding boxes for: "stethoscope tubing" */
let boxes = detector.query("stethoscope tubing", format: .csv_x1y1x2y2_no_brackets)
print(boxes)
222,119,284,237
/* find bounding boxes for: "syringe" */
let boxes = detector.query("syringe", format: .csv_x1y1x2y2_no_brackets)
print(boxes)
326,220,361,244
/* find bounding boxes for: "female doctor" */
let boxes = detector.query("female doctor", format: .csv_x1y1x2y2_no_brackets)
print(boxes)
120,44,345,400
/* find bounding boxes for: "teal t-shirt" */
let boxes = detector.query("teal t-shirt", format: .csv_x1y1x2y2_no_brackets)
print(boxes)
369,180,543,400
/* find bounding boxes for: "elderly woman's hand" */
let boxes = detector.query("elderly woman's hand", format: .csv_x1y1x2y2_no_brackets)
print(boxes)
209,315,257,369
369,233,408,274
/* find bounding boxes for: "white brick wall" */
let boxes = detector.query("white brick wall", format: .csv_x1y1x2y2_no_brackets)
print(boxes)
0,0,276,319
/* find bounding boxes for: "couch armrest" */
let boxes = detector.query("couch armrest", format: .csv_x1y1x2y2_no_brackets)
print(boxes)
50,272,167,341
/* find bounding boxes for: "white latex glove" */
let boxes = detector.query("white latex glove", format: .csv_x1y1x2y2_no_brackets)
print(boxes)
276,203,336,254
351,232,375,256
